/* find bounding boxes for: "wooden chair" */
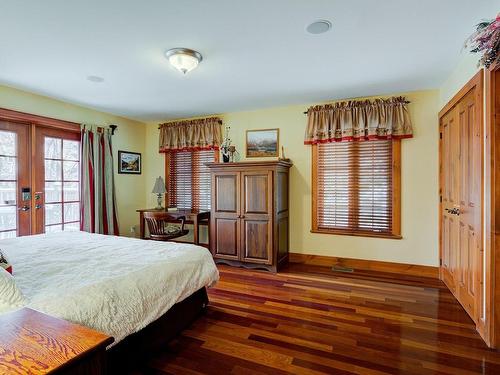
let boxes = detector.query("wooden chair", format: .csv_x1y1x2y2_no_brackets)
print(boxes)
143,211,189,241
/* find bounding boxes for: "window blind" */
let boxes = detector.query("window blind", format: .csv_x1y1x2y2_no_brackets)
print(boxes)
315,140,393,234
167,150,214,210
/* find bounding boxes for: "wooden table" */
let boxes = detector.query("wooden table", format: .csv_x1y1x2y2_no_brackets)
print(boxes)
137,208,210,245
0,308,113,374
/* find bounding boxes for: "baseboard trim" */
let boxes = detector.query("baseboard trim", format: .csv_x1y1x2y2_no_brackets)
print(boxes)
289,253,439,279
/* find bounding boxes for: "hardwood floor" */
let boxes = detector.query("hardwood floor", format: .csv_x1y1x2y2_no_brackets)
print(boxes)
134,264,500,374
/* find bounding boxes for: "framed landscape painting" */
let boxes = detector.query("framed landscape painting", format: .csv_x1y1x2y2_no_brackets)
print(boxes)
118,151,141,174
246,129,279,157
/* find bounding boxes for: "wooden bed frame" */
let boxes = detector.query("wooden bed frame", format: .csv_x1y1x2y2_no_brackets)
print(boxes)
107,287,209,372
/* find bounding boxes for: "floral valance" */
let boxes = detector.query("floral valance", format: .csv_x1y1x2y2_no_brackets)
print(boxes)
304,96,413,144
159,117,222,153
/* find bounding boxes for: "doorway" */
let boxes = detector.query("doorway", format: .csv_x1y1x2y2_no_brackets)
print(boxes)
0,109,80,238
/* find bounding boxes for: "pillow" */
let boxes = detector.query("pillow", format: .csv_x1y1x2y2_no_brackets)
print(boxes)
0,268,26,313
0,251,12,274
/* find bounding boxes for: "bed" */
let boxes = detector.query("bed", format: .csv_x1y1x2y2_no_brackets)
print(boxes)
0,231,219,368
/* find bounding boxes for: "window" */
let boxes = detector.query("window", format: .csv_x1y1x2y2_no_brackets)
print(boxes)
312,139,401,238
166,150,215,210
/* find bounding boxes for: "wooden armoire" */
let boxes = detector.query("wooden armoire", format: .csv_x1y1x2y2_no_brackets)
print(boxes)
207,160,292,272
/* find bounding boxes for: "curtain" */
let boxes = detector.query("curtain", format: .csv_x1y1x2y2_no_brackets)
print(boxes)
304,96,413,144
80,126,119,235
159,117,222,152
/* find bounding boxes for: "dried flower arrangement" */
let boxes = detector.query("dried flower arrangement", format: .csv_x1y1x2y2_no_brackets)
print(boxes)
465,14,500,69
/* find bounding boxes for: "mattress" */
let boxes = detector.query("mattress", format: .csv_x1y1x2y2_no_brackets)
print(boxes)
0,231,219,345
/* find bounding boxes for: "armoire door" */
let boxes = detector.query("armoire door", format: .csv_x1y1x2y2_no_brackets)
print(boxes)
211,171,240,260
240,170,272,264
440,84,482,323
0,121,31,238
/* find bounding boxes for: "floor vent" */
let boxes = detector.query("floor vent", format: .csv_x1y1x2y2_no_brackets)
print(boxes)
331,265,354,273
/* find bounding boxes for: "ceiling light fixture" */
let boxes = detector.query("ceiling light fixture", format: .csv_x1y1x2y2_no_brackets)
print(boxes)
165,48,203,74
306,20,332,34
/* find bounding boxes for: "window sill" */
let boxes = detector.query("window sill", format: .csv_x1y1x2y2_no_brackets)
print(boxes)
311,229,402,240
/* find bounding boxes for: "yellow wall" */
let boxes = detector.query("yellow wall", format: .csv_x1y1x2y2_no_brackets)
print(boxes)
0,83,441,265
440,53,480,107
144,90,440,266
0,85,147,236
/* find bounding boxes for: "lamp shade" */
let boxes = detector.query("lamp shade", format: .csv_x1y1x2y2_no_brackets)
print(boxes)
152,176,167,194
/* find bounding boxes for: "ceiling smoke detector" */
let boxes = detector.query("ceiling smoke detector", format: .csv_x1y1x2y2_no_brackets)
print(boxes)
87,75,104,83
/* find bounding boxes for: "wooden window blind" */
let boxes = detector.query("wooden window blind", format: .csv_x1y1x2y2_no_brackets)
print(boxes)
312,139,401,238
166,150,215,210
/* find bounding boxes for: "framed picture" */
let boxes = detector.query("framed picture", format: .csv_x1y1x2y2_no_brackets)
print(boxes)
118,151,142,174
246,129,279,158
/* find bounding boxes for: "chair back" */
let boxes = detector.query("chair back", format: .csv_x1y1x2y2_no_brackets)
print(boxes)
143,211,187,241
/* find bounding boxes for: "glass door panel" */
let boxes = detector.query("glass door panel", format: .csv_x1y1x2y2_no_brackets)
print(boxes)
37,132,80,234
0,122,31,238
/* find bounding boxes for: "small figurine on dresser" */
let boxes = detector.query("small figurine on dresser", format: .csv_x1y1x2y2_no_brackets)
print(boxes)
279,146,291,162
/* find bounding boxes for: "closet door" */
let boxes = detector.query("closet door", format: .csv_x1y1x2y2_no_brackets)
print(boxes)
457,88,482,320
440,109,460,293
440,83,483,324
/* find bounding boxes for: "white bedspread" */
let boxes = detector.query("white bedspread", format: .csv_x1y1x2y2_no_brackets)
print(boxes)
0,231,219,345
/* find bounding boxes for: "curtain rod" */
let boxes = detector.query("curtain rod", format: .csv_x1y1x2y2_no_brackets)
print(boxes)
84,124,118,135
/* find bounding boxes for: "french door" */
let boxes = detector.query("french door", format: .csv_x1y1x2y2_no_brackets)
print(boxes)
0,121,31,239
0,118,80,238
34,127,81,234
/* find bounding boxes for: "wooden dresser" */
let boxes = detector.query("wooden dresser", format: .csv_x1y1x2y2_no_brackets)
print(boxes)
207,160,292,272
0,308,113,374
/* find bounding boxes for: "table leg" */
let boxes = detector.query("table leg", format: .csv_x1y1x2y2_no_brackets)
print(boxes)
139,212,145,239
193,216,199,245
207,217,211,251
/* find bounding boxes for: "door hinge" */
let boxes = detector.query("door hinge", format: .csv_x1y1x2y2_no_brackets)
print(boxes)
440,195,442,203
440,132,442,139
439,258,442,266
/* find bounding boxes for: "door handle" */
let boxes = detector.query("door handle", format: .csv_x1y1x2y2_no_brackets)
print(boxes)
35,204,42,209
18,206,30,212
445,207,460,216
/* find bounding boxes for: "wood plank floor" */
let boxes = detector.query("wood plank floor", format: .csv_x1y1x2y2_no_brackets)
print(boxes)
135,263,500,375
